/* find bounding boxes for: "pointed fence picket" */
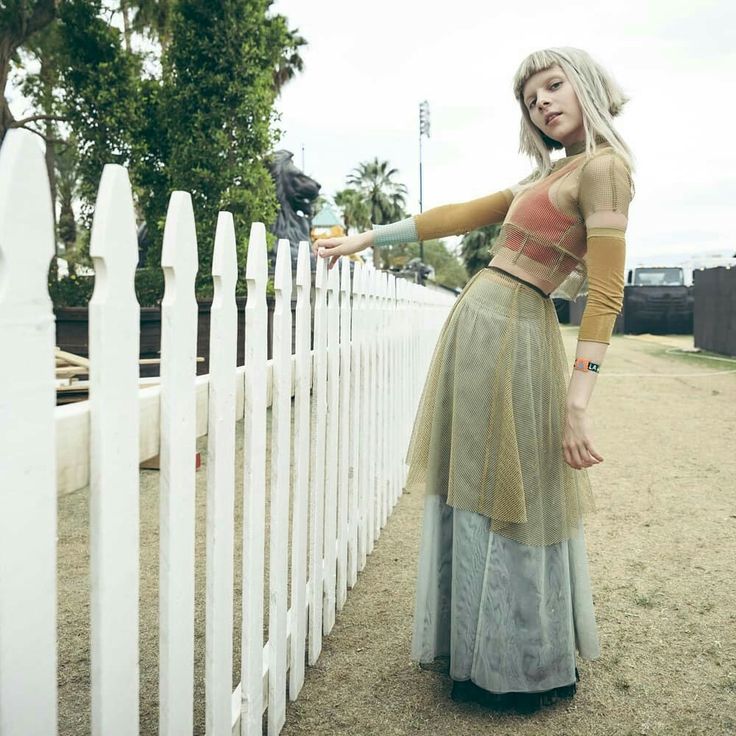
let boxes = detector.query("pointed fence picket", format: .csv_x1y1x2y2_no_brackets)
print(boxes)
0,129,456,736
205,211,238,736
159,191,200,736
0,129,58,736
88,163,141,736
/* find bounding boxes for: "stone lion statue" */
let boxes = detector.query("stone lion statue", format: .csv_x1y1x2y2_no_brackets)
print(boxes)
266,149,321,272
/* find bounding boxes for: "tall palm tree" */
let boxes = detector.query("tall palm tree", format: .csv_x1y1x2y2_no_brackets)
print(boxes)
334,187,371,235
346,157,408,226
273,27,306,96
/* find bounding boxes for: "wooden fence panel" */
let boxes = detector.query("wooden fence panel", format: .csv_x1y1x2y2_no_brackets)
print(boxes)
0,127,460,735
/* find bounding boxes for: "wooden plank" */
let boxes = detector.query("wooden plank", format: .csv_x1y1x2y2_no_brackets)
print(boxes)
158,191,199,736
0,128,58,736
267,238,292,735
240,222,268,735
289,241,311,699
367,268,377,555
357,265,369,573
308,256,328,665
88,163,141,736
55,347,91,367
322,262,340,635
205,212,238,736
336,258,351,610
347,263,361,588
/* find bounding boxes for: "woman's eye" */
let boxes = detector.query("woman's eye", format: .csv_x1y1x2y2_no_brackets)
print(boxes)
551,82,562,89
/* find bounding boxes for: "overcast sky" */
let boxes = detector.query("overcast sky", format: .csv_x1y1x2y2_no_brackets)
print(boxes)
272,0,736,267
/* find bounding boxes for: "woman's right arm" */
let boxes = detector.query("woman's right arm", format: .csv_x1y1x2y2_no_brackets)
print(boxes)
313,187,515,269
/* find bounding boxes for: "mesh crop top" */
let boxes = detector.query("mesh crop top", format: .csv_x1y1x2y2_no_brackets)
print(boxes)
372,140,634,344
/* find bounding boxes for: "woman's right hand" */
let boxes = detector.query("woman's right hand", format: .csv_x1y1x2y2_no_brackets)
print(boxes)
312,231,373,270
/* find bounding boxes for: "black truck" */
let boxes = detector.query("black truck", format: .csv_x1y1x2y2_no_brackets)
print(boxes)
623,266,694,334
566,265,694,335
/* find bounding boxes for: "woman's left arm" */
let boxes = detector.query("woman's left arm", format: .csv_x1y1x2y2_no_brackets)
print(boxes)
563,151,634,469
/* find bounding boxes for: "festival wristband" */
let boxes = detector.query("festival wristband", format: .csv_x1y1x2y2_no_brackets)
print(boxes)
573,358,601,374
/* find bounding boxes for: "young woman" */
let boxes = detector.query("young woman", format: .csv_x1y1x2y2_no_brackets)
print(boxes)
313,46,634,714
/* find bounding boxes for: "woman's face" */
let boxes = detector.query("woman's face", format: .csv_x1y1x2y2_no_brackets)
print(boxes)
522,66,585,149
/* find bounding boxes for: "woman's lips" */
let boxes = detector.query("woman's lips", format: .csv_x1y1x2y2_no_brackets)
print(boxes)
546,113,562,125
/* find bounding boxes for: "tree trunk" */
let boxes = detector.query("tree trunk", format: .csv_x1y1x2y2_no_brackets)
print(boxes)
0,39,14,144
0,0,59,143
120,1,133,55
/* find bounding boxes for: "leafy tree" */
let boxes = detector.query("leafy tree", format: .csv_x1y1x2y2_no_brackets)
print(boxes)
55,0,143,228
459,223,502,276
5,0,306,305
157,0,297,296
386,238,468,289
0,0,60,143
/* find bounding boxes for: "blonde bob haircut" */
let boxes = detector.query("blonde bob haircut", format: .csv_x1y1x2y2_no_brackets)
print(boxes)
513,47,635,188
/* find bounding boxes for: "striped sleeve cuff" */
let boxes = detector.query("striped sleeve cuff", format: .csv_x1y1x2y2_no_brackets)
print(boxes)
371,217,418,246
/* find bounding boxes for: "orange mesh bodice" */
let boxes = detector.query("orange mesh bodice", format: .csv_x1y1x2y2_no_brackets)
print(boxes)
489,155,592,301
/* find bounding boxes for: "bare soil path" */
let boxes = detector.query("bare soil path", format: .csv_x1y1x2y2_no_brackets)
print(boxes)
55,328,736,735
279,328,736,736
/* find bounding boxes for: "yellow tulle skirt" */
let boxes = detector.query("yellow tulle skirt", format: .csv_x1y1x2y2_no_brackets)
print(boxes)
404,266,596,547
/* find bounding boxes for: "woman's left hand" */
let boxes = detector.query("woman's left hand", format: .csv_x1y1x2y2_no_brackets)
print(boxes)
562,405,604,469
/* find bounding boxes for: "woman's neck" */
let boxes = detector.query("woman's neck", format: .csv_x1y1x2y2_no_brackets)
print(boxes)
563,134,608,157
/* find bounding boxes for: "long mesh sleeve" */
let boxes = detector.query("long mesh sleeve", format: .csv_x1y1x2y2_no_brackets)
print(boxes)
414,189,514,240
577,152,634,344
370,188,514,247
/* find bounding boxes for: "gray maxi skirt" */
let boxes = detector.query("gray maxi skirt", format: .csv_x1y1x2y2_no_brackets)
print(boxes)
408,266,601,694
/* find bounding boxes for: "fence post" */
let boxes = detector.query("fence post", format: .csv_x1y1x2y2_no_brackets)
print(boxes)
289,240,312,699
88,163,141,736
205,211,238,735
267,238,293,735
0,128,58,736
241,222,268,734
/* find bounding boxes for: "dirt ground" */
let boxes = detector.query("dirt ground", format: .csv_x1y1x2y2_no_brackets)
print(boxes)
55,327,736,735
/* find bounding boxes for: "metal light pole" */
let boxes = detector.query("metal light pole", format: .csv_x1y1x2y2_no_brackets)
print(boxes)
418,100,430,266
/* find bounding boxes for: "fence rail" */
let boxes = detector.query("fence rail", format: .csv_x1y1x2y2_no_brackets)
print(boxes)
0,129,454,735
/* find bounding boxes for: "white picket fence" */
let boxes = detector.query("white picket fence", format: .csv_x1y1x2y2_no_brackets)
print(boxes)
0,129,455,735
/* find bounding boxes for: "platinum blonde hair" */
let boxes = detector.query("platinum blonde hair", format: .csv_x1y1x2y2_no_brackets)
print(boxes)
512,47,635,186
